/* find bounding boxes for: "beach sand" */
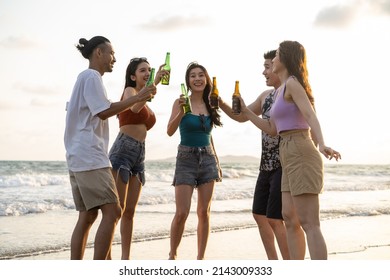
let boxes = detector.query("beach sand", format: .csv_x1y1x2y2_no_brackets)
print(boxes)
17,215,390,260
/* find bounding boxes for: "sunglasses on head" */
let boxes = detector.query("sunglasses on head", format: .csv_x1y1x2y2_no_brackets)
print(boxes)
187,61,199,69
130,57,148,63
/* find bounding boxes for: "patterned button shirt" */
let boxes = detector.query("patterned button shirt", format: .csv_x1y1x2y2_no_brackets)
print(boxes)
260,89,281,171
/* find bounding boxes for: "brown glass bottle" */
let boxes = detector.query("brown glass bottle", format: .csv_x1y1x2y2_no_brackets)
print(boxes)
209,77,219,109
232,81,241,115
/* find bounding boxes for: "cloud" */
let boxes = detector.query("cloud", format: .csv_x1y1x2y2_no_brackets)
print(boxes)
314,0,390,28
0,36,37,49
370,0,390,15
138,14,212,32
313,4,358,27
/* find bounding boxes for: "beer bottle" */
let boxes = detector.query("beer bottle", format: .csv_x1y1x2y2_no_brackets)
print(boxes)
209,77,219,109
181,83,192,114
161,52,171,85
232,81,241,115
146,68,155,102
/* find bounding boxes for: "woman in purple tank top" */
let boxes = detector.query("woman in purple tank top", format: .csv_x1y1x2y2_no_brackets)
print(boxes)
239,41,341,260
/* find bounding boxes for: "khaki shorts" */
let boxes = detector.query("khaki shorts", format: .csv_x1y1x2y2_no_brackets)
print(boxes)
279,130,323,196
69,168,119,211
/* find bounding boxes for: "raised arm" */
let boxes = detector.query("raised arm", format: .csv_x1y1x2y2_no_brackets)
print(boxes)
167,97,185,136
219,90,267,122
124,86,147,114
97,84,156,120
239,93,277,136
154,63,170,85
287,79,341,161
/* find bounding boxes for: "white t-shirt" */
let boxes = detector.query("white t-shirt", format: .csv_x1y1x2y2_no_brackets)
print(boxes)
64,69,112,172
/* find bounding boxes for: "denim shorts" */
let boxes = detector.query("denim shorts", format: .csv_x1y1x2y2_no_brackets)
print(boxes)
173,144,222,187
109,132,145,185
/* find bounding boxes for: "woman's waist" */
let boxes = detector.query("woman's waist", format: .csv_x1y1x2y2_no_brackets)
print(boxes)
119,125,147,142
274,117,309,134
180,132,211,147
178,144,214,154
279,129,310,140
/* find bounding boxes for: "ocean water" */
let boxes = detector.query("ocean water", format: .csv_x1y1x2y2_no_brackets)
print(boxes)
0,160,389,259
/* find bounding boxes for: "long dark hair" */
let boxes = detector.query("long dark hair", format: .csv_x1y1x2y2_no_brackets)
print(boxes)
124,57,150,89
185,62,222,127
278,40,314,107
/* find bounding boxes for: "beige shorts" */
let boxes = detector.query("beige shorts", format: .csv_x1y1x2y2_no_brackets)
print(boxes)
69,168,119,211
279,130,324,196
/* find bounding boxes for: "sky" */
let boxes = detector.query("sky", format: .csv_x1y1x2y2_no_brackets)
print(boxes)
0,0,389,164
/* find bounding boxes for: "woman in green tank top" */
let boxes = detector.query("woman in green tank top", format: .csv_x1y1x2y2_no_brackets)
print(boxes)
167,62,222,260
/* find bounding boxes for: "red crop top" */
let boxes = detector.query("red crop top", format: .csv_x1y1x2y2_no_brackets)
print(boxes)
118,106,156,131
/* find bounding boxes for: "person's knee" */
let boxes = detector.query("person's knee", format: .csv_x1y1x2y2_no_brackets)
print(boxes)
253,214,268,227
85,210,99,224
101,203,121,223
268,218,284,229
281,209,292,223
298,218,320,233
282,210,300,230
122,206,136,220
175,210,189,225
197,207,210,221
113,205,122,222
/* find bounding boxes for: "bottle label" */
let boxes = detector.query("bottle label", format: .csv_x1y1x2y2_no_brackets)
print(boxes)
210,96,219,109
232,98,241,114
161,73,170,85
183,102,192,114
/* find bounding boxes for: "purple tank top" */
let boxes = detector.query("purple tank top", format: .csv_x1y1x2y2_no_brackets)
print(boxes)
270,78,310,134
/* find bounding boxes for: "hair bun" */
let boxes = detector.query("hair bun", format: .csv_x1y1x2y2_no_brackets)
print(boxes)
78,38,88,47
76,36,110,59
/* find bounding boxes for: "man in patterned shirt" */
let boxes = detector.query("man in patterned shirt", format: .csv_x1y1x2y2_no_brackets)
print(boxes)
219,50,289,260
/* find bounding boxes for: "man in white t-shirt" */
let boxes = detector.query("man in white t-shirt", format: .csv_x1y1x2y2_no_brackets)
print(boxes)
64,36,156,260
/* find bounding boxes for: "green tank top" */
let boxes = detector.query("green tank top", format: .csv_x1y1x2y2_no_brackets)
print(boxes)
179,114,212,147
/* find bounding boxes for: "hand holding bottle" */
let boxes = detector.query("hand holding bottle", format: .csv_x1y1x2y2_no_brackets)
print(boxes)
155,64,170,85
181,83,192,114
137,83,157,102
146,68,156,102
209,77,219,109
178,94,186,106
232,81,241,114
238,96,248,114
161,52,171,85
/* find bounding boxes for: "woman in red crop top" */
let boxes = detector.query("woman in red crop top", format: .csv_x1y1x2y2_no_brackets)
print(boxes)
107,57,169,260
239,41,341,260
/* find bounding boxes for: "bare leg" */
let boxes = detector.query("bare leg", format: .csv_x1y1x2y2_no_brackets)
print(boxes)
268,218,290,260
70,209,98,260
168,185,193,260
282,192,306,259
120,175,142,260
106,169,127,260
93,203,121,260
253,214,279,260
196,182,214,260
293,194,327,260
